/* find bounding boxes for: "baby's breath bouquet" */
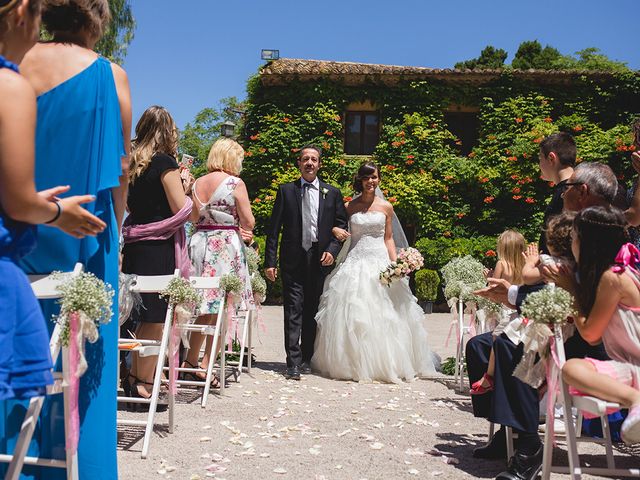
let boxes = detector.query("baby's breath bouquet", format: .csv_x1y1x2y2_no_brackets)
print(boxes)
520,285,576,324
159,277,201,308
380,247,424,286
51,271,114,347
220,273,243,297
244,247,260,276
251,273,267,304
514,285,577,387
441,255,486,302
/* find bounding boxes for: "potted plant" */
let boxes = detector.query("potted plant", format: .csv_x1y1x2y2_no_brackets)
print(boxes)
415,269,439,314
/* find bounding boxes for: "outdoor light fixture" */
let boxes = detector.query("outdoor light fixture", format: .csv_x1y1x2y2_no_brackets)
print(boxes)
261,49,279,61
221,120,236,138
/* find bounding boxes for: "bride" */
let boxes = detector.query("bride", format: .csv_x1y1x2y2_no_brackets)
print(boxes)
311,161,439,383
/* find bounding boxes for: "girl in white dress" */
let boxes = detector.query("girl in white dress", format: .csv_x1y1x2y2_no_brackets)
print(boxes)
311,162,438,383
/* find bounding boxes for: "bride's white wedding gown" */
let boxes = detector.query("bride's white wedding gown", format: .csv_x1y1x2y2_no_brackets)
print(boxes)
312,211,439,383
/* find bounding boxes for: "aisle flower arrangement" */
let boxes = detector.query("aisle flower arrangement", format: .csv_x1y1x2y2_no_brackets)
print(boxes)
440,255,486,302
51,270,114,453
513,285,576,388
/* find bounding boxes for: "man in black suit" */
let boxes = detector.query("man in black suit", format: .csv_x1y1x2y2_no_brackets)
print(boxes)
264,145,348,380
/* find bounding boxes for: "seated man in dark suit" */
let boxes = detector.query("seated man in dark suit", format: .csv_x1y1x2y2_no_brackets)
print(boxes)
467,157,619,480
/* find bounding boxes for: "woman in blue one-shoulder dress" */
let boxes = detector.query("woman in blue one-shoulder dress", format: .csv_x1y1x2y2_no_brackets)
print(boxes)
0,1,109,478
8,1,131,478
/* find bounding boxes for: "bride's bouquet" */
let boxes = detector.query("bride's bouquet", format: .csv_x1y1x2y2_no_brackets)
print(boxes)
380,247,424,286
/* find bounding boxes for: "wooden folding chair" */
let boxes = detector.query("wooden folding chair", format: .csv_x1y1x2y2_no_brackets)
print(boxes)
168,276,229,408
116,269,179,459
0,263,83,480
541,327,640,479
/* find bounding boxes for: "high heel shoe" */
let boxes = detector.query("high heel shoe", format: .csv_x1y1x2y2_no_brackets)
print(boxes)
470,373,494,395
180,360,227,389
126,374,168,412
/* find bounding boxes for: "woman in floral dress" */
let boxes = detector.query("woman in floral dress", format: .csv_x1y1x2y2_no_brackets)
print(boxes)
183,138,255,385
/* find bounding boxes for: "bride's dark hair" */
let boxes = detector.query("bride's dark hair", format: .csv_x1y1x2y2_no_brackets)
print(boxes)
352,161,380,193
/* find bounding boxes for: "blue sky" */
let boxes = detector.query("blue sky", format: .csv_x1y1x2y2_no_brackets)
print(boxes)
123,0,639,130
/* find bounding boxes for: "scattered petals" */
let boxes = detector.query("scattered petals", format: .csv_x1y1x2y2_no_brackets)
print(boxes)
370,442,384,450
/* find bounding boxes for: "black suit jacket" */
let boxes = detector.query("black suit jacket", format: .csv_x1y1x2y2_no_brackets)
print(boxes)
264,178,348,272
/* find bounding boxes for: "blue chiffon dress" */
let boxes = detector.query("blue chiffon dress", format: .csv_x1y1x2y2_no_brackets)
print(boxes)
4,57,123,480
0,56,53,405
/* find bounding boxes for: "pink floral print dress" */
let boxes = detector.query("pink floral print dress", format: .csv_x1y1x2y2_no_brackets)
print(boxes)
189,175,255,314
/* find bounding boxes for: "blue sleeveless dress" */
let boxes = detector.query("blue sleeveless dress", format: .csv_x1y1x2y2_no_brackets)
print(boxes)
8,57,123,480
0,56,53,404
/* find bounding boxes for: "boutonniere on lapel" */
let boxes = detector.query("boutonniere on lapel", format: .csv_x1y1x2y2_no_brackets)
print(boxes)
320,187,329,199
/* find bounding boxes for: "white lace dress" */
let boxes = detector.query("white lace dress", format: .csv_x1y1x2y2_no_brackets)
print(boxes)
311,211,438,383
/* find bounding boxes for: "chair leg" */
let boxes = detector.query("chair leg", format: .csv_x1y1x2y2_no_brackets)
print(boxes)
201,310,223,408
141,307,173,459
559,380,582,479
237,310,250,377
247,311,253,374
505,426,515,460
167,333,175,435
600,414,615,469
4,397,45,480
219,305,227,397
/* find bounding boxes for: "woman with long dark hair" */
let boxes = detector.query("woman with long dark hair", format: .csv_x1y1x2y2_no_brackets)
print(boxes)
555,206,640,445
312,161,438,383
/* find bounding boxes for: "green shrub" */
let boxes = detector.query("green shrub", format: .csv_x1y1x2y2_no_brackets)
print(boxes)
252,235,283,304
415,269,439,301
415,235,498,272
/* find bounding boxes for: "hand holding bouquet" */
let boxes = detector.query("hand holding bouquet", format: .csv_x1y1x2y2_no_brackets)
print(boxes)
380,247,424,286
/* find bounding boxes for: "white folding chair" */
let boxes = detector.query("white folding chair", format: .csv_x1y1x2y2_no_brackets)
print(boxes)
453,299,477,392
541,327,640,479
0,263,83,480
225,309,254,376
116,269,179,459
168,276,229,407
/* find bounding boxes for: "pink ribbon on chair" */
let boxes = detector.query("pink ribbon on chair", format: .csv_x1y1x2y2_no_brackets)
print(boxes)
66,313,81,454
612,243,640,273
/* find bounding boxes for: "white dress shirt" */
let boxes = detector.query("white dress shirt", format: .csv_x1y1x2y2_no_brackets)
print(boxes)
301,177,319,243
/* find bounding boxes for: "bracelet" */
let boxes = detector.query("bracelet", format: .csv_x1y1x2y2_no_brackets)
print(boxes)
44,201,62,224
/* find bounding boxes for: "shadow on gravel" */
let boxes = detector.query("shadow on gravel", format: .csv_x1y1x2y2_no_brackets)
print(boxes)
253,360,287,374
117,424,169,452
434,431,504,478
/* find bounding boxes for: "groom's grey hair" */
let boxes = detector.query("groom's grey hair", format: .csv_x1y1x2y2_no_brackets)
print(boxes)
573,162,617,204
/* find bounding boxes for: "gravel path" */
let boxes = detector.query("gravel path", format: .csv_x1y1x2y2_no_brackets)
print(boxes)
117,307,638,480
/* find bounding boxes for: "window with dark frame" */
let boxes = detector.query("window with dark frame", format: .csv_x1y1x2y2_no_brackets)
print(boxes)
443,111,480,156
344,111,380,155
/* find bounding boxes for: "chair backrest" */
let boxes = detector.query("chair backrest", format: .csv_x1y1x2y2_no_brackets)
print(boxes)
188,276,221,290
28,263,84,299
129,269,180,294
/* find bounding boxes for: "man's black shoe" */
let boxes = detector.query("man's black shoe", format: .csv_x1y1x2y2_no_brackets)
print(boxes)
300,362,312,374
473,427,507,460
495,446,543,480
285,366,301,380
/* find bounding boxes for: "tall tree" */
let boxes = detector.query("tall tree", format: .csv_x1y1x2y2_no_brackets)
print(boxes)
511,40,562,70
179,97,245,178
455,46,508,70
95,0,136,64
552,47,630,73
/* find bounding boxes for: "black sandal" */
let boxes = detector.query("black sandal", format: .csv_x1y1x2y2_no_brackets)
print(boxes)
180,360,226,389
126,374,168,412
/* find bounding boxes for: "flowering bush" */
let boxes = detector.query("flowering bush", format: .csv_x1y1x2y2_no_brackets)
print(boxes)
380,247,424,286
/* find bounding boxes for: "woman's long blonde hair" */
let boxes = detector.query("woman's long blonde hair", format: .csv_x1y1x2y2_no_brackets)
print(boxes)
130,106,178,183
497,230,526,284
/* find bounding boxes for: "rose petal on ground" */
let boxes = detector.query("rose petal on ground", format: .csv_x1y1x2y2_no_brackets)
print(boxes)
370,442,384,450
309,448,321,455
273,467,287,474
259,453,270,458
199,436,212,442
337,429,351,437
409,469,419,475
202,425,212,430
